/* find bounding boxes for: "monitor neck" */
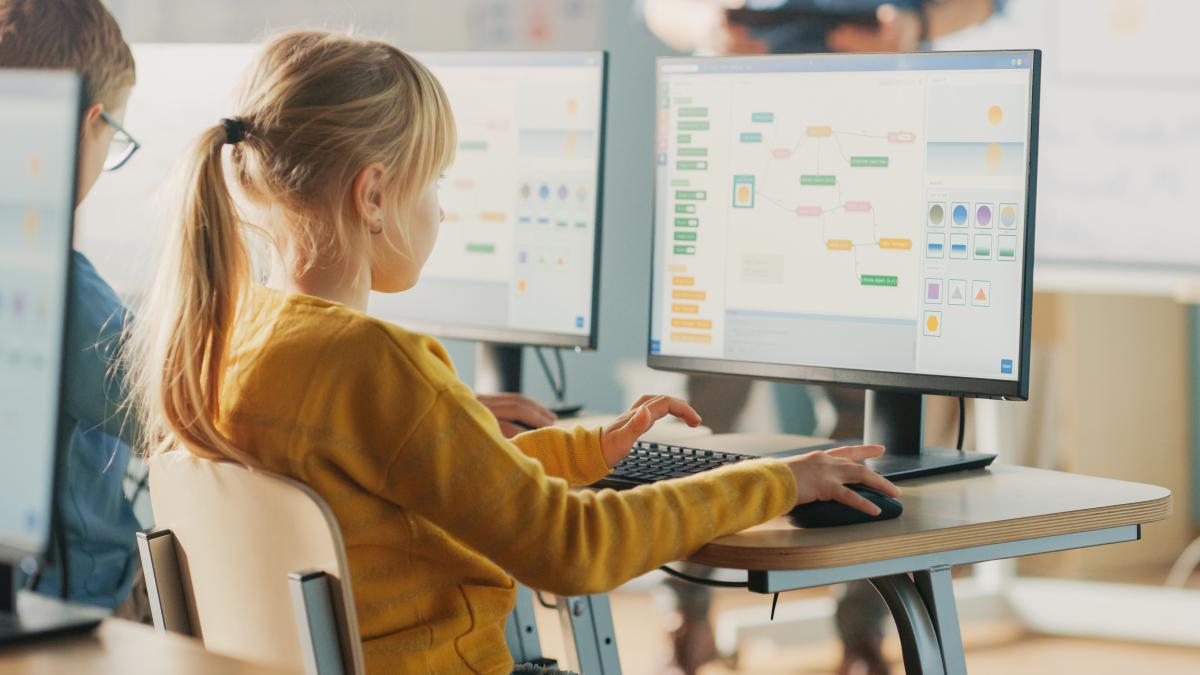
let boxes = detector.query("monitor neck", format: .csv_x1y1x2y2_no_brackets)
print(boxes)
474,343,524,393
863,389,926,456
1,562,15,614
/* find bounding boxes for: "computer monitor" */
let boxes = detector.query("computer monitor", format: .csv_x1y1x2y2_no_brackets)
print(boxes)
0,69,103,640
367,52,608,399
649,51,1040,470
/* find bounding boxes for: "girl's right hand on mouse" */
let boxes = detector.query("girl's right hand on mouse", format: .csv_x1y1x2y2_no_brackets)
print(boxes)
780,445,901,516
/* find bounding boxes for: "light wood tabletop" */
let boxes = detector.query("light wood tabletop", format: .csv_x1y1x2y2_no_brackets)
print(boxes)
0,615,297,675
689,464,1171,571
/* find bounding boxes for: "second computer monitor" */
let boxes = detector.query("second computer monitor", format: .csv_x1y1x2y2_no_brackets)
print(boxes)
0,71,81,563
368,52,608,349
649,51,1040,401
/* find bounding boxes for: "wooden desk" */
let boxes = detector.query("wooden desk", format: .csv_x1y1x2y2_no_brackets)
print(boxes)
683,459,1171,675
692,465,1171,570
0,614,296,675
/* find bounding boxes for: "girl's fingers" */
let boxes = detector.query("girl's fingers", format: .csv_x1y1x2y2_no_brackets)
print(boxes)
827,444,885,461
642,396,703,427
849,465,902,498
835,485,883,516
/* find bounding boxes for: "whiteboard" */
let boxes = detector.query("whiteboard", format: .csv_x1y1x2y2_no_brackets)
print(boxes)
937,0,1200,272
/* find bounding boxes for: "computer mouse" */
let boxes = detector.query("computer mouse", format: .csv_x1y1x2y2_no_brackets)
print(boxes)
787,484,903,528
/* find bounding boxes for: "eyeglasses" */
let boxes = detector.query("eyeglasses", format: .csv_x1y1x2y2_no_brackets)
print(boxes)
99,111,140,171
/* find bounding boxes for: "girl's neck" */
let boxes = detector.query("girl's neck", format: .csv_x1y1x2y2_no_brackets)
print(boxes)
269,247,372,312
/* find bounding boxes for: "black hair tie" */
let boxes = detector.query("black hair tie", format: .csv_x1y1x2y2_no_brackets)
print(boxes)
221,117,247,145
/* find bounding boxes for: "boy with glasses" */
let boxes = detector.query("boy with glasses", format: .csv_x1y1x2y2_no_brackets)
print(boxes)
0,0,144,615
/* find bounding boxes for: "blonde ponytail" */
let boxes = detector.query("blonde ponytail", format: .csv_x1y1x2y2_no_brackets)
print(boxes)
127,31,455,462
129,124,255,463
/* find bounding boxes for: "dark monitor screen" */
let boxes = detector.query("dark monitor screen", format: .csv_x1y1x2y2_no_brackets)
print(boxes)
648,51,1040,399
368,52,608,349
0,70,81,560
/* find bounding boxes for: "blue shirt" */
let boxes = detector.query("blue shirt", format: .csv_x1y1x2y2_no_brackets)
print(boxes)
34,252,143,609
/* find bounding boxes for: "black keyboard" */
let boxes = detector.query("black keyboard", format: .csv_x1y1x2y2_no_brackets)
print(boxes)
591,441,756,489
592,441,998,490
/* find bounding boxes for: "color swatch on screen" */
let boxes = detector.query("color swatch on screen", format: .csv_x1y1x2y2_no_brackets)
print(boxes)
1000,203,1017,229
928,202,946,227
952,202,970,227
976,203,993,228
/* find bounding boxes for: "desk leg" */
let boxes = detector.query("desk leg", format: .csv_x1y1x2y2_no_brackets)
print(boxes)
914,567,968,675
868,575,947,675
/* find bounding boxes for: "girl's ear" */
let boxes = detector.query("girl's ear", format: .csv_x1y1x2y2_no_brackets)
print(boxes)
352,162,388,225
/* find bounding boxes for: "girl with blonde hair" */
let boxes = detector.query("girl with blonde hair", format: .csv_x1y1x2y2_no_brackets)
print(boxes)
129,30,897,673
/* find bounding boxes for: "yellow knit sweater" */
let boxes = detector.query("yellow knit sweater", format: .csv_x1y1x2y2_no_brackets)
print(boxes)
217,286,798,674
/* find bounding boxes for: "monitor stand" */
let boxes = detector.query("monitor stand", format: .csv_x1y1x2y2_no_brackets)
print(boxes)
855,389,997,482
474,343,582,418
0,562,104,646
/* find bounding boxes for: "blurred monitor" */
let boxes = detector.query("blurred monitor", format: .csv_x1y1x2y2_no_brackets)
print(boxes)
368,52,608,349
0,68,103,641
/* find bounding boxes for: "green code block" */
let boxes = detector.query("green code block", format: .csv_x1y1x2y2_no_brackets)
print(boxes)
677,160,708,170
672,97,693,105
801,175,836,186
459,140,488,151
674,231,698,242
739,132,762,143
850,156,889,168
674,218,698,227
861,275,898,287
677,106,709,117
752,112,774,123
675,204,696,214
466,243,495,254
679,121,709,131
674,245,696,255
675,190,707,201
677,134,692,144
670,178,690,187
677,147,708,157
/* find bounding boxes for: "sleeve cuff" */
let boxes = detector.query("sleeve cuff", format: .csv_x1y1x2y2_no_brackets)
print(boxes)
573,426,610,484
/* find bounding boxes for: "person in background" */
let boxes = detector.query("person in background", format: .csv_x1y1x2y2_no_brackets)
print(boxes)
641,2,1006,673
0,0,146,616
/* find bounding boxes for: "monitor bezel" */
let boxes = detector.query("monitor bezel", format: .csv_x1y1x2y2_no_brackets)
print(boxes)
378,51,609,351
0,70,83,563
646,49,1041,401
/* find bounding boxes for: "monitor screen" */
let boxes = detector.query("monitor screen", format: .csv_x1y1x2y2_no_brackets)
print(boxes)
649,51,1039,399
368,52,607,349
0,71,81,558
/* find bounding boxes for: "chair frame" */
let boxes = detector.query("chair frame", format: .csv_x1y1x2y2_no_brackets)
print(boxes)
139,528,623,674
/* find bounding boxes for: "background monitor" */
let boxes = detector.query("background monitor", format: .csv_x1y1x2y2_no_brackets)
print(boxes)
367,52,608,350
648,51,1040,402
0,70,81,562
